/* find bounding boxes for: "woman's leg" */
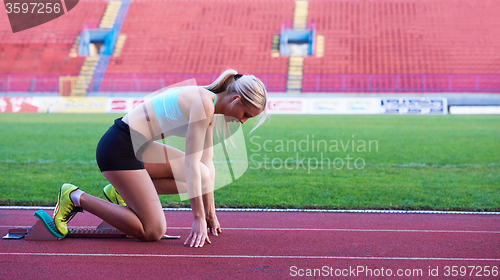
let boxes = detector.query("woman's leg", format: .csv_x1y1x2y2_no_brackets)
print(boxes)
78,141,208,241
142,141,210,195
80,169,166,241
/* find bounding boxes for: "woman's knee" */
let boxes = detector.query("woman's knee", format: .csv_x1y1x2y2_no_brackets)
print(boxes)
140,221,167,242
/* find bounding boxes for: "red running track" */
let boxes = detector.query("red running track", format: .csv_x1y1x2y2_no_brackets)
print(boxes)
1,209,499,279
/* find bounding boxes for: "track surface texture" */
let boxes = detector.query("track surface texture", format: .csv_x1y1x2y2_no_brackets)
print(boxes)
1,209,499,279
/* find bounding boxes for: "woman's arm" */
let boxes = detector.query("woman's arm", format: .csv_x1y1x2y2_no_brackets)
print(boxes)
183,90,214,247
200,122,221,235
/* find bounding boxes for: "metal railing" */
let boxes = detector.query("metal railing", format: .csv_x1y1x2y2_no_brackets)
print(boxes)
97,74,289,93
301,74,500,93
0,74,61,93
1,73,499,93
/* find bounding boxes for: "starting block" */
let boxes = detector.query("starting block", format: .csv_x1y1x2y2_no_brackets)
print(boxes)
3,210,181,241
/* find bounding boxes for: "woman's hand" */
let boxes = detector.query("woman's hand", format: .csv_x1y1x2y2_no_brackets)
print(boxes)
206,213,222,236
184,218,211,248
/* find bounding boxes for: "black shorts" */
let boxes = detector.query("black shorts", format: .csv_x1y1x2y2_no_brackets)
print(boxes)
96,118,150,172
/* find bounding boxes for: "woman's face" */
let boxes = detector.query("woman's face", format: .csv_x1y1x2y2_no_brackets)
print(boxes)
224,95,263,124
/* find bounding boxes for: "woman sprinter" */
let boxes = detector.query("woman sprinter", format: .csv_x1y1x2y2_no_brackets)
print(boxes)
52,70,267,247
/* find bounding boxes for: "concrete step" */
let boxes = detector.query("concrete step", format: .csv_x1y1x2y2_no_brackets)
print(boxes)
81,65,97,70
113,34,127,57
287,81,302,85
271,34,280,57
287,81,302,86
73,90,87,96
99,1,121,29
316,35,325,57
79,70,94,76
290,56,304,61
288,70,304,76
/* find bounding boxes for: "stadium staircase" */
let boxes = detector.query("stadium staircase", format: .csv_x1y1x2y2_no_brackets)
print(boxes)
72,0,126,96
101,0,294,92
69,36,80,58
286,56,304,93
113,34,127,57
99,1,122,29
315,34,324,58
72,56,99,96
90,0,131,93
286,0,309,93
271,35,280,58
2,0,498,94
292,0,308,29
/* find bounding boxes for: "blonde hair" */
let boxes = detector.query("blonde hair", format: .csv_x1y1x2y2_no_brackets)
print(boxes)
204,69,268,142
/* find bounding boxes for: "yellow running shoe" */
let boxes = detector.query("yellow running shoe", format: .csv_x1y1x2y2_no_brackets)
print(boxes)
53,183,83,236
103,184,127,207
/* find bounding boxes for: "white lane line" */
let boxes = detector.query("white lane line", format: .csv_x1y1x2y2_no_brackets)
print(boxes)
1,225,499,234
167,227,500,234
0,252,498,261
1,206,499,215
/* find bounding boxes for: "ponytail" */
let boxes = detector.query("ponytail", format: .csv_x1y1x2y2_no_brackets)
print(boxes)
204,69,268,146
204,69,238,93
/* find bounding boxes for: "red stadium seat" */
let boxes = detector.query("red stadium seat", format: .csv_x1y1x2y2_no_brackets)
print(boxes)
0,0,107,92
1,0,498,93
103,0,295,91
304,0,500,92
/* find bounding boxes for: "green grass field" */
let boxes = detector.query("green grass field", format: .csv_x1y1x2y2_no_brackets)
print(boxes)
0,113,499,211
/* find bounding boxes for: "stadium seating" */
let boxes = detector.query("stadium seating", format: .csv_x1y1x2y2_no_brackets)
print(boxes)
304,0,500,92
102,0,295,91
0,0,107,91
1,0,499,93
